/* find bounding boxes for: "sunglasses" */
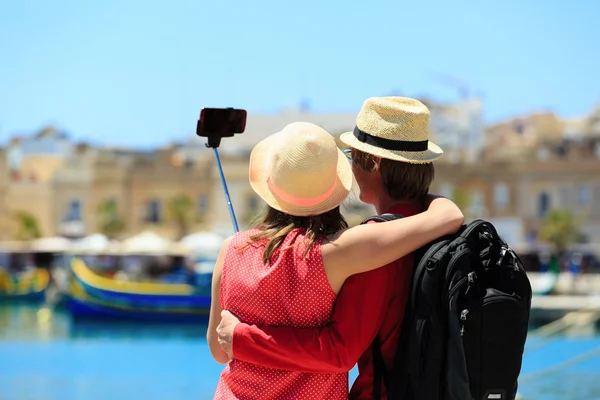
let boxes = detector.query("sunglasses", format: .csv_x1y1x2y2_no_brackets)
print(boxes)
343,148,352,161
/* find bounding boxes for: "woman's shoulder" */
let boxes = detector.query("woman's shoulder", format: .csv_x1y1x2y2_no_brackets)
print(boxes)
222,228,263,254
228,228,260,242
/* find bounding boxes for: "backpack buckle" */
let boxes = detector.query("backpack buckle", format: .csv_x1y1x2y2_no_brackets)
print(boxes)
467,271,477,284
497,246,519,271
496,247,508,266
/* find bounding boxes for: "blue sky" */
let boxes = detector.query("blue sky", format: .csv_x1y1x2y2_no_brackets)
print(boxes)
1,0,598,148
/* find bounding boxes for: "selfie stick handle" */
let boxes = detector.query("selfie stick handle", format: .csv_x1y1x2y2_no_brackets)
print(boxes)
212,147,240,233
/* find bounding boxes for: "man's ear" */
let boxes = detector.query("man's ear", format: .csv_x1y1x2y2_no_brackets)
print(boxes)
372,156,382,172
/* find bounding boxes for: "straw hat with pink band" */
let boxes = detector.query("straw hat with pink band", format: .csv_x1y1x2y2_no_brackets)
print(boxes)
249,122,353,217
340,96,444,164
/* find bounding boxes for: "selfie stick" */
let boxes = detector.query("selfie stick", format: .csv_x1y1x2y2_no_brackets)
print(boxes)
205,136,240,233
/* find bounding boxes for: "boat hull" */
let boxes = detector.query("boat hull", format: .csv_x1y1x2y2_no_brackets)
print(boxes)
67,293,208,323
0,269,49,302
68,259,211,322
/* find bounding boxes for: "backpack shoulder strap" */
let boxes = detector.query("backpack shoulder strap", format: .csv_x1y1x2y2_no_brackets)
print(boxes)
372,335,390,400
361,213,404,224
360,213,403,400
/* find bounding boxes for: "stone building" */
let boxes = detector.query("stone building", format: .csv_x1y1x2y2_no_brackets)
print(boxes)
2,101,599,246
1,129,214,240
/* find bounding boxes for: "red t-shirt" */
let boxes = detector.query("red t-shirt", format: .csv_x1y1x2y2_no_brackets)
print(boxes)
232,203,422,399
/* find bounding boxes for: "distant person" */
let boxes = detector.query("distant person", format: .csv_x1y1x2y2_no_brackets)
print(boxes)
207,119,461,399
216,97,444,399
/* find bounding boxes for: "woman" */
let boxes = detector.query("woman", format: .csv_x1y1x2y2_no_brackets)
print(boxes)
208,122,463,399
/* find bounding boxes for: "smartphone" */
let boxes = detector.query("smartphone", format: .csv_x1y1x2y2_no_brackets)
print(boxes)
196,108,247,138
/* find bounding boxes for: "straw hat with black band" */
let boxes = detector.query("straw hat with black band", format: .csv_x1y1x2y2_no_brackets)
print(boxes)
340,96,443,164
249,122,353,217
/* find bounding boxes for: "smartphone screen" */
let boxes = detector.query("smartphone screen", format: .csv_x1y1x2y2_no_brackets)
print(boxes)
197,108,247,137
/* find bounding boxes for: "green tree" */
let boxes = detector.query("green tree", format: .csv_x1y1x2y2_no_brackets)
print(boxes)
97,198,126,239
168,194,195,239
13,211,42,241
538,210,580,254
452,187,473,218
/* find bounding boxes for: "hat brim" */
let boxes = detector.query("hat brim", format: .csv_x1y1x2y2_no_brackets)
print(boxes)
339,131,443,164
249,131,353,217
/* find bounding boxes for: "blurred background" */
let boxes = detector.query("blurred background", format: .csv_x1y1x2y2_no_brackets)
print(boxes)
1,1,599,399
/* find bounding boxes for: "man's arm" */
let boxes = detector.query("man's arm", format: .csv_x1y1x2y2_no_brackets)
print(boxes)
226,264,398,373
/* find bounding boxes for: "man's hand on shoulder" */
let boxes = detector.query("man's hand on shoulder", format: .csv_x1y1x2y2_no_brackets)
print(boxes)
217,310,241,359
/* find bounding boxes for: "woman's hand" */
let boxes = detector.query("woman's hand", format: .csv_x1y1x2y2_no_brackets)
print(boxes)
217,310,241,360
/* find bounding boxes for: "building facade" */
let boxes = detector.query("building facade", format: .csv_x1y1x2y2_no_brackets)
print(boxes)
2,101,599,246
433,138,600,246
1,131,215,240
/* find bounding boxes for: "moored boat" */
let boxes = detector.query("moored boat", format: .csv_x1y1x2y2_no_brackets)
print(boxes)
0,268,50,301
67,258,210,322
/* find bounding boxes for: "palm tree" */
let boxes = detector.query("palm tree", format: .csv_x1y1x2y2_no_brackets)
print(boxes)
452,188,471,212
168,194,195,239
13,211,42,241
97,199,125,239
538,210,580,254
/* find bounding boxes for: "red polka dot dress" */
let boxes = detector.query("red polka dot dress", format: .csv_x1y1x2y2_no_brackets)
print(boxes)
214,228,348,399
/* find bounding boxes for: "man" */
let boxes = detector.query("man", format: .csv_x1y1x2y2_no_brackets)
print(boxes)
217,96,444,399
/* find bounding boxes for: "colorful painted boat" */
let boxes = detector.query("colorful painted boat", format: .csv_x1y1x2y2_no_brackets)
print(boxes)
67,258,210,322
0,268,50,301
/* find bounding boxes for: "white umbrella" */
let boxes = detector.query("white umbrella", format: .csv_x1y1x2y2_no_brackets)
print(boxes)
121,231,177,255
31,237,72,253
72,234,120,254
180,231,224,259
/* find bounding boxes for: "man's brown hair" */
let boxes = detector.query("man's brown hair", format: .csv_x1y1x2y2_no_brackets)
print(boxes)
351,148,435,201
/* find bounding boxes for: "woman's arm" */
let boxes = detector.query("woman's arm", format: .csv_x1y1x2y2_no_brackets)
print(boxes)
322,195,463,292
207,236,233,364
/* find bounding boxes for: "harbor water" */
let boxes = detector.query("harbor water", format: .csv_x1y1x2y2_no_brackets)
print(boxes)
1,303,599,400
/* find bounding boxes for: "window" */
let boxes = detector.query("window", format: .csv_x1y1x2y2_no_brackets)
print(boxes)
7,146,22,171
578,186,592,206
440,183,454,200
538,192,550,217
146,199,161,223
472,190,484,210
64,198,82,222
514,122,525,135
466,190,485,218
494,183,509,210
198,194,208,214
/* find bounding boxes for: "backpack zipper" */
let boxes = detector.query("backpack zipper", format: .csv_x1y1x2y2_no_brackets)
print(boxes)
460,308,469,336
415,220,487,304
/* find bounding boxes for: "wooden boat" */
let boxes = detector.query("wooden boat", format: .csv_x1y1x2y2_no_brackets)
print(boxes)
0,268,50,301
67,258,210,322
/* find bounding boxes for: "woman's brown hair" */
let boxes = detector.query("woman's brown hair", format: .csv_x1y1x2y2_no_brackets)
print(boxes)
246,205,348,263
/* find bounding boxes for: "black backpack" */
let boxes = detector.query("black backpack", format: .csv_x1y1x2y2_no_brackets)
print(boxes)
363,214,532,400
